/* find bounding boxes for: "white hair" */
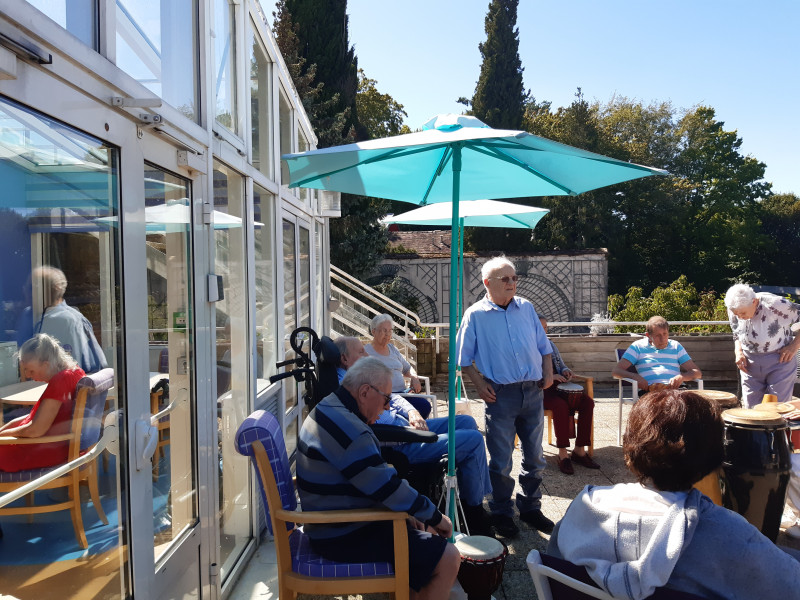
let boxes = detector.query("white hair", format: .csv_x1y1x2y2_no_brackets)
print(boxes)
369,313,393,334
341,356,392,391
334,336,359,364
724,284,756,311
19,333,78,376
481,256,516,281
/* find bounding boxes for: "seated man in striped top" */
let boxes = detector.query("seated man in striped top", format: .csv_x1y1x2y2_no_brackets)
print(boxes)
297,357,460,600
612,316,702,393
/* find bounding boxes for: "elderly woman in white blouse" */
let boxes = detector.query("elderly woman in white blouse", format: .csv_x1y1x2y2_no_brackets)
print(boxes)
725,283,800,408
365,314,430,418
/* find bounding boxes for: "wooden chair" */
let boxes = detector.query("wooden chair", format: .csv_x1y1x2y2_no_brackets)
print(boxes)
613,349,704,445
235,410,410,600
544,373,595,458
526,550,707,600
150,386,170,480
0,368,114,549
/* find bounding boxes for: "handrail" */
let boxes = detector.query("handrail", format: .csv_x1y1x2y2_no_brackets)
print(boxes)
331,264,422,326
151,399,176,425
0,427,115,509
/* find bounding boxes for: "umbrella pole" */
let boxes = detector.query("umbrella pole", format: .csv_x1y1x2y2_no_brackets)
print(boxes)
456,218,464,403
446,146,461,533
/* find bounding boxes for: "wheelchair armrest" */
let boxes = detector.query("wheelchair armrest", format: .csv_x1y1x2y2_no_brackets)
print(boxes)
371,424,437,444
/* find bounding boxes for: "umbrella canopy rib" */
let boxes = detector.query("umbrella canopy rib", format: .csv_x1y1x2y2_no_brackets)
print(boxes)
421,145,455,205
468,143,576,195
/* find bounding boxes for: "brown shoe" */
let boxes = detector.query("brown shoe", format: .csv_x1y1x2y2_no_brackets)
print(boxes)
556,456,574,475
571,452,600,469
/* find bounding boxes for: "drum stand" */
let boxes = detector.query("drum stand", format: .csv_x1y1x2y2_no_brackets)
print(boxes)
440,473,471,535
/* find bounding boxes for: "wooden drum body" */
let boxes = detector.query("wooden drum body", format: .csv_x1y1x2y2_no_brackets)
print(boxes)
720,408,791,542
455,535,508,600
556,382,584,411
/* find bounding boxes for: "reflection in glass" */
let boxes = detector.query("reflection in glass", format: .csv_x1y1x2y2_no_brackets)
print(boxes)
253,184,276,386
0,97,125,599
299,226,311,329
282,220,297,412
213,162,251,580
214,0,238,133
249,21,273,178
143,167,199,573
25,0,98,49
116,0,199,121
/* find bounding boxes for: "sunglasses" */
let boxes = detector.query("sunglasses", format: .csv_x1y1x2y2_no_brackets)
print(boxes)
368,384,392,406
488,275,519,284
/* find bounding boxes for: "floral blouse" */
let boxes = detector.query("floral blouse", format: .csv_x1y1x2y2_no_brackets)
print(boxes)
728,292,800,354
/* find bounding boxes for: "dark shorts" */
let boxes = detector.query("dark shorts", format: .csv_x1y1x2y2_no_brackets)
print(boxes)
310,520,448,591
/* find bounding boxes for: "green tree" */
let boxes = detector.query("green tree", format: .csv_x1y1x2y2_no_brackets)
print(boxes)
671,107,771,289
355,69,410,138
272,0,349,147
471,0,527,130
283,0,361,145
759,193,800,285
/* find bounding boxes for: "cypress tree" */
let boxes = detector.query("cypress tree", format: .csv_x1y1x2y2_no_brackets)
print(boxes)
471,0,527,130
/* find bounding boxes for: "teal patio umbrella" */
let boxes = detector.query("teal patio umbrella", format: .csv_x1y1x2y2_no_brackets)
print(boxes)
283,113,667,525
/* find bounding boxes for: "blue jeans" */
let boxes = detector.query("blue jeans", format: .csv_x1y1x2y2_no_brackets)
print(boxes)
397,414,491,506
484,380,545,516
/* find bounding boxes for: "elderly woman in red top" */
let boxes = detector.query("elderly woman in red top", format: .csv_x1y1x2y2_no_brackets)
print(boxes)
0,333,85,472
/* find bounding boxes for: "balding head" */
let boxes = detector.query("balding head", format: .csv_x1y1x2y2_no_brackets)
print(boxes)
334,336,368,370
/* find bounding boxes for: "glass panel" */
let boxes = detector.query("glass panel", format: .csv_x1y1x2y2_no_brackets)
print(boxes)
212,162,251,579
299,226,310,329
25,0,98,49
0,97,126,599
278,92,291,193
213,0,238,133
116,0,199,121
314,221,324,335
282,219,296,412
253,184,276,390
249,21,273,179
143,167,199,573
297,130,309,201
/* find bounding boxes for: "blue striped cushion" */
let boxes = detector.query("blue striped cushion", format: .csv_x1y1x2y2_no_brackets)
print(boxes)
0,467,54,483
290,527,394,578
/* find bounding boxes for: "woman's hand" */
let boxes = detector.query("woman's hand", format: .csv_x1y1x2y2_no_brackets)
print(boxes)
735,351,749,373
409,375,422,393
778,338,800,363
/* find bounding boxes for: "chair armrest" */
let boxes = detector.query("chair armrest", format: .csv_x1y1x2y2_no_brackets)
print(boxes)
397,393,437,402
417,375,431,395
275,506,409,524
612,374,639,398
0,433,73,445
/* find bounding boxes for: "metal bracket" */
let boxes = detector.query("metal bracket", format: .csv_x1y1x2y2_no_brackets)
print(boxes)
202,199,213,225
110,96,162,108
138,113,163,125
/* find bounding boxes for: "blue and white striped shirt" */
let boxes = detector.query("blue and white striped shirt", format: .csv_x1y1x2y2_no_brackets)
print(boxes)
621,338,692,385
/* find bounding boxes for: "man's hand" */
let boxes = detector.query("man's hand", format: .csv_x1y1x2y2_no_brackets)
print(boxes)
563,369,574,381
553,374,568,384
408,517,425,531
407,410,428,431
432,514,453,539
638,377,650,392
409,375,422,393
476,379,497,403
668,374,684,388
542,373,554,389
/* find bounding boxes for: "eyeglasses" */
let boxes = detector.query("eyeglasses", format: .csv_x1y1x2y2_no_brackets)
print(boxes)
488,275,518,284
368,385,392,406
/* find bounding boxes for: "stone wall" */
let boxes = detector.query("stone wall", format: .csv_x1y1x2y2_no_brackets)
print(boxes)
373,250,608,326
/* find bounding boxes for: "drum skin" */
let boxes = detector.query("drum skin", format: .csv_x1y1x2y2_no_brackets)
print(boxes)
556,382,584,411
720,412,791,542
455,535,508,600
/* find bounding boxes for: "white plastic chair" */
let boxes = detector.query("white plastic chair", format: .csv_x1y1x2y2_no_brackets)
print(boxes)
399,374,439,418
613,349,703,445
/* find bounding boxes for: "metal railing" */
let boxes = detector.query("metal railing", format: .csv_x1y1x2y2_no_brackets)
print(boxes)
330,265,423,367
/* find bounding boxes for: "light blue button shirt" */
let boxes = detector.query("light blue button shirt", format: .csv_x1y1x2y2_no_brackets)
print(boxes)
456,296,551,385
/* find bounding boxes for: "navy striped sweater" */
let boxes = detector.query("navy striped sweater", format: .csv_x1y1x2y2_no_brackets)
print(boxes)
297,387,442,539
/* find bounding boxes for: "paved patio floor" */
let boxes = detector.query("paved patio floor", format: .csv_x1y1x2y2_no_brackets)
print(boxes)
229,381,800,600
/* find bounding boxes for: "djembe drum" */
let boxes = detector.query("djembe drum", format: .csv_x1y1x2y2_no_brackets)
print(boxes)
720,408,792,542
455,535,508,600
692,390,741,505
556,382,584,411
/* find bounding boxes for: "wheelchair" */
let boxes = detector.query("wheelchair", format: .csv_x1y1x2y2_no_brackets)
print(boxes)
270,327,447,503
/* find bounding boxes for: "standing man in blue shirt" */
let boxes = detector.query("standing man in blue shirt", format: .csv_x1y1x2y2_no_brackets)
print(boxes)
457,256,554,538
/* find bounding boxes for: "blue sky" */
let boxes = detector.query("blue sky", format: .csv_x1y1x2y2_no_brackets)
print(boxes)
339,0,799,195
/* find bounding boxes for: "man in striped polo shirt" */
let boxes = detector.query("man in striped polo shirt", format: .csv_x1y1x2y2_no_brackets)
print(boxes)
612,316,702,392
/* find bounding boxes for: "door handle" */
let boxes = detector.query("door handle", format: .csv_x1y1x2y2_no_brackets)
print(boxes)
135,418,158,471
